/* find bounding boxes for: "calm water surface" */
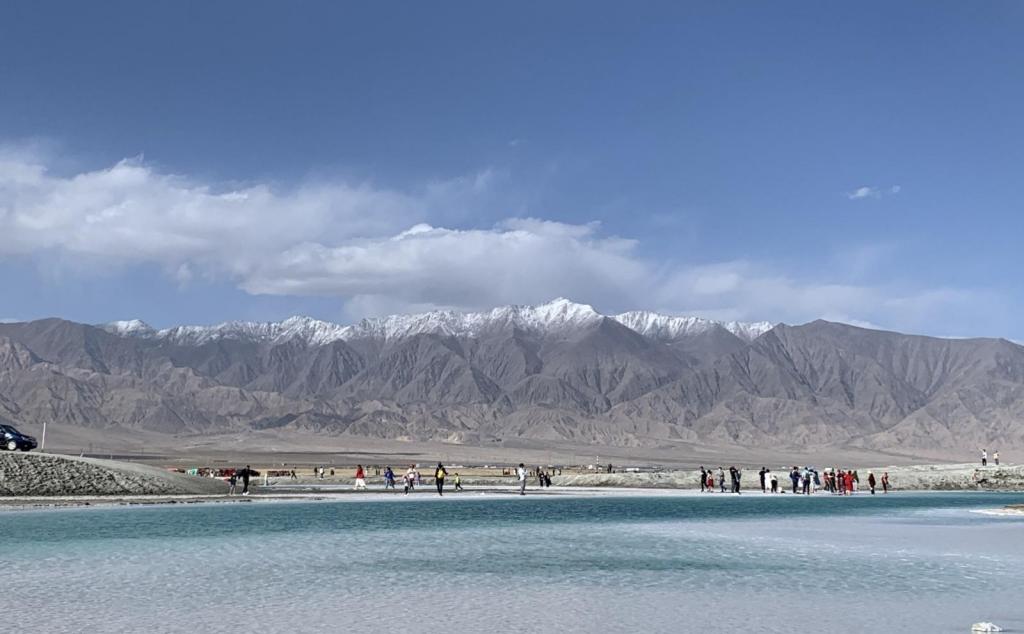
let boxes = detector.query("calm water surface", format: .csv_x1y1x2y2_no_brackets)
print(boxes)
2,492,1022,633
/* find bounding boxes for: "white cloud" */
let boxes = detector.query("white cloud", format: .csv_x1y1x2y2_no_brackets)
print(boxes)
846,184,901,200
242,221,646,315
847,186,878,200
0,150,496,281
0,149,994,335
651,260,996,336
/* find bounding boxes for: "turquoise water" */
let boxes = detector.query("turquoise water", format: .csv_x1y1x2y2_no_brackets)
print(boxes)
3,492,1023,633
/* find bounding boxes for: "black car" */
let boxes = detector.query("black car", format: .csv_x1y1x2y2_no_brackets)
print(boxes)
0,424,37,452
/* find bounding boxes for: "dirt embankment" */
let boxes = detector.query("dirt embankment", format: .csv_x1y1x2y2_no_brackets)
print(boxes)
0,452,228,496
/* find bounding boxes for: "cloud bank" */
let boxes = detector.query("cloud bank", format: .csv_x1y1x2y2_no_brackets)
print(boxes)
0,149,990,334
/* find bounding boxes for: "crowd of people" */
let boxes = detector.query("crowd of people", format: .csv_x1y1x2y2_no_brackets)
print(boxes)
698,465,891,495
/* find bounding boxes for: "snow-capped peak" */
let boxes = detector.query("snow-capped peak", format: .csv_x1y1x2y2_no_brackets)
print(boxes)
343,298,602,341
100,319,156,337
611,311,774,342
612,311,720,339
151,316,352,347
101,299,777,346
521,297,601,328
723,320,776,341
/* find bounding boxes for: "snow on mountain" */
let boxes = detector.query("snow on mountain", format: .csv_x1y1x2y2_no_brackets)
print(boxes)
306,298,602,341
155,316,351,346
101,319,156,337
611,311,775,342
611,311,720,339
723,320,776,341
101,298,776,346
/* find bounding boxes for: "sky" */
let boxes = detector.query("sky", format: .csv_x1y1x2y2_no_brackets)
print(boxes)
1,1,1022,338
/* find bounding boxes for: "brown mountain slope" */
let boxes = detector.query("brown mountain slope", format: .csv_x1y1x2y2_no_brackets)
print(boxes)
0,317,1022,452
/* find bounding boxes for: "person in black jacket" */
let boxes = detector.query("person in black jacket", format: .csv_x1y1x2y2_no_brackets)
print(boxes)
435,462,448,496
239,465,253,496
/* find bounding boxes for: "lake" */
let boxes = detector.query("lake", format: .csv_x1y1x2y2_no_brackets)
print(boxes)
3,491,1022,633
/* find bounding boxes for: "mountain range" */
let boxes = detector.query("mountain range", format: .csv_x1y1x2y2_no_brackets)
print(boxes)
1,298,1022,455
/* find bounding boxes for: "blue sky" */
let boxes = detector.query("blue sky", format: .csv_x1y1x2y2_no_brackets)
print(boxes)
1,1,1022,338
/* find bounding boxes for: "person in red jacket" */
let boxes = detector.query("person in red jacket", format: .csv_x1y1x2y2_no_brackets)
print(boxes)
844,470,854,495
354,464,367,490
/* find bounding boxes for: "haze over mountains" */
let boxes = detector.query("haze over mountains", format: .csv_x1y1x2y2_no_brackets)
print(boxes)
1,298,1022,457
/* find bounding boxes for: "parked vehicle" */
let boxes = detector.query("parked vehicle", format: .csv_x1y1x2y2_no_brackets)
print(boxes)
0,424,38,452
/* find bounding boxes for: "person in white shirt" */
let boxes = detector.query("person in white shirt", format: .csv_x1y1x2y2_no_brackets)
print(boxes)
517,463,527,496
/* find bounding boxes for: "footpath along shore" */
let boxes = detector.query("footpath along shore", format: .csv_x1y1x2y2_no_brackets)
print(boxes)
2,452,1023,510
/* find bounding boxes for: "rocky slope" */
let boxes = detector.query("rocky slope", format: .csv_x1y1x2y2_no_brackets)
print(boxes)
0,299,1022,453
0,452,228,496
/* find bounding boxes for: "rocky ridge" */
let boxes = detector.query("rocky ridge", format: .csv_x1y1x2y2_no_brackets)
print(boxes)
1,299,1022,454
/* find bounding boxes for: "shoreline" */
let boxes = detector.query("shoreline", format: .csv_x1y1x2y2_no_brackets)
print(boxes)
3,485,1021,512
3,452,1023,512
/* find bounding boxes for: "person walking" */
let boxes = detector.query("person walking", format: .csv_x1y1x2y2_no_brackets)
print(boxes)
240,465,253,496
454,472,464,491
354,465,367,490
790,467,800,494
759,467,766,493
384,466,396,489
994,450,1000,466
700,466,707,493
435,462,448,496
770,471,778,493
881,471,890,494
867,471,877,494
403,465,416,494
981,448,988,467
517,463,527,496
732,466,742,494
717,467,726,493
228,472,237,495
